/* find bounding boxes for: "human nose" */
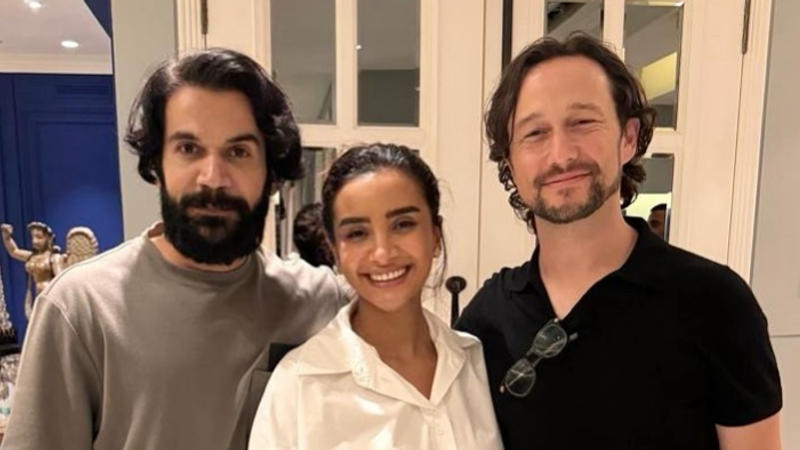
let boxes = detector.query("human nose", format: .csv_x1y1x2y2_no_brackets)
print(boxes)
196,154,232,189
369,230,396,265
549,128,579,167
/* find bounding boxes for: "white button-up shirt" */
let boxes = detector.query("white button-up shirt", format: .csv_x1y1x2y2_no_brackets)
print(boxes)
248,301,504,450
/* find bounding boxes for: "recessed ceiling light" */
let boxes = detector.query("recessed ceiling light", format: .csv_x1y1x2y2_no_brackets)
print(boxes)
27,0,43,10
61,40,79,49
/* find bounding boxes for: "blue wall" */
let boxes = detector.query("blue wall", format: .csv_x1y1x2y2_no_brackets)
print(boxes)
0,73,123,341
84,0,112,37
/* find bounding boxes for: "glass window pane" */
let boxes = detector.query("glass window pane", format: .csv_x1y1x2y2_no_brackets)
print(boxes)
624,154,674,241
278,147,337,258
546,1,603,41
297,147,338,206
271,0,335,124
624,1,683,129
357,0,420,126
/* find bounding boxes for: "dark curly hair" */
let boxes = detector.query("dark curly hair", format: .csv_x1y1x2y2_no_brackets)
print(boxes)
486,33,656,226
292,203,334,268
321,143,447,287
124,48,303,192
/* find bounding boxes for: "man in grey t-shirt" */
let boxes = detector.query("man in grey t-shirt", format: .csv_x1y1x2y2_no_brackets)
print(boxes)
3,49,347,450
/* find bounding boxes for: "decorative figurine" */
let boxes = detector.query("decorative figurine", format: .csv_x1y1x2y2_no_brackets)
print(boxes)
1,222,98,319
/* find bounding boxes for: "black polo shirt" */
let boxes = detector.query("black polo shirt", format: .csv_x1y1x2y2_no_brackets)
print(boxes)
457,218,782,450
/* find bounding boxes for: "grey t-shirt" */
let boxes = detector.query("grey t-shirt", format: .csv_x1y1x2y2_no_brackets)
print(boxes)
3,226,347,449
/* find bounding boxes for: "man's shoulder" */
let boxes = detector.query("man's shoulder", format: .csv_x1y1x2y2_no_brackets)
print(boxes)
32,238,145,326
659,243,747,293
44,238,145,297
260,251,337,290
257,251,350,308
457,260,532,331
472,259,532,304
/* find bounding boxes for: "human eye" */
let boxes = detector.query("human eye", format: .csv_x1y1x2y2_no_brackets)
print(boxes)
227,145,251,159
570,117,599,128
176,142,199,155
392,217,418,232
342,227,368,242
525,128,547,139
519,125,551,146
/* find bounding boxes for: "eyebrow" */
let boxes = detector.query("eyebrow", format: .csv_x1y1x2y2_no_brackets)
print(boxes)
568,102,603,114
226,133,262,146
337,206,421,227
166,131,199,143
166,131,262,145
513,102,604,129
513,112,542,131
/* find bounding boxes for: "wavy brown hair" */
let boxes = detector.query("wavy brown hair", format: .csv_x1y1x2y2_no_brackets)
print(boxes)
486,33,656,226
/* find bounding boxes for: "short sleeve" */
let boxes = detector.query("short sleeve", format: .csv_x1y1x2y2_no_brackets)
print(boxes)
695,267,782,426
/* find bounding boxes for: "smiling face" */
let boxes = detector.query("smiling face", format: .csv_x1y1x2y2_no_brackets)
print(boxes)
331,169,441,313
508,55,639,225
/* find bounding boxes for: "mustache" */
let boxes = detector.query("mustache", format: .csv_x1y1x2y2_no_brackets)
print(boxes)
179,188,250,212
533,160,601,188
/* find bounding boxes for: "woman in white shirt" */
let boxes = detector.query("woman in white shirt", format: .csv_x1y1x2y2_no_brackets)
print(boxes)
249,143,503,450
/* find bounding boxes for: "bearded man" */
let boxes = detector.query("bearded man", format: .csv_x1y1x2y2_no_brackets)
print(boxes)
3,49,348,450
457,34,782,450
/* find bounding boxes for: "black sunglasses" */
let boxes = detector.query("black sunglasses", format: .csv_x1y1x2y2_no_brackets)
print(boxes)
500,318,578,397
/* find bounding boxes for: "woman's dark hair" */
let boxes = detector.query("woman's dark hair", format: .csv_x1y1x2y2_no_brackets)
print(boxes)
292,202,335,268
486,33,656,225
124,48,303,192
321,143,447,286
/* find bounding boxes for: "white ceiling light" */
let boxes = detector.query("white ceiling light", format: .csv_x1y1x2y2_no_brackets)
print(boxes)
61,39,79,49
26,0,44,10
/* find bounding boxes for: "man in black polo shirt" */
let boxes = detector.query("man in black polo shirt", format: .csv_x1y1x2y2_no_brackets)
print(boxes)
457,34,782,450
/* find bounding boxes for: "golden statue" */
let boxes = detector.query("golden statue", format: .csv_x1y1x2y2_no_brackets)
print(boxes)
1,222,98,319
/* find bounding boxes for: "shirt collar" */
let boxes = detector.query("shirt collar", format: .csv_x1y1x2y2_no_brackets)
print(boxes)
508,216,669,293
294,300,480,407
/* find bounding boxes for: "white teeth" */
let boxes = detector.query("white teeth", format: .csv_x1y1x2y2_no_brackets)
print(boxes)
369,268,407,282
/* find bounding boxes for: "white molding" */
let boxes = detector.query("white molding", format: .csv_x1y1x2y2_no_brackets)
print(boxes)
297,0,437,164
603,0,625,54
300,124,427,151
477,0,538,290
727,0,773,282
253,0,270,70
419,0,438,166
0,53,112,74
175,0,204,53
512,0,539,52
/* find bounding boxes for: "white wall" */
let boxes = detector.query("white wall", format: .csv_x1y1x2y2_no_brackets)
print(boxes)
750,0,800,445
111,0,177,238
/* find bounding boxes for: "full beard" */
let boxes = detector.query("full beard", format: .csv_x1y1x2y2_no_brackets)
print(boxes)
160,185,269,265
530,160,620,224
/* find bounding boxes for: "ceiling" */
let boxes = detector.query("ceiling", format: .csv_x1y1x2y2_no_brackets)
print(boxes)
0,0,110,67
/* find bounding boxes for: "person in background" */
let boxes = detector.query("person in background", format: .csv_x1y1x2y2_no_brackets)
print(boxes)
647,202,667,239
292,202,335,267
457,34,782,450
249,143,503,449
3,48,349,450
